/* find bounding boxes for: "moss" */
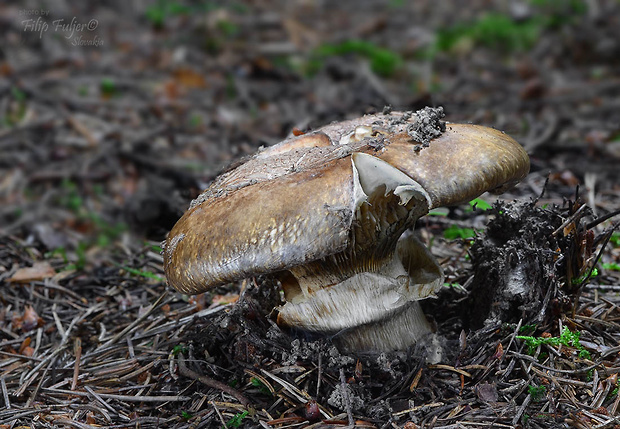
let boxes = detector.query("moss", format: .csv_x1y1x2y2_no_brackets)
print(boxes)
314,40,402,77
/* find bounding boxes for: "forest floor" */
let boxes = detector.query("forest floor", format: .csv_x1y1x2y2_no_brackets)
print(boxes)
1,1,620,428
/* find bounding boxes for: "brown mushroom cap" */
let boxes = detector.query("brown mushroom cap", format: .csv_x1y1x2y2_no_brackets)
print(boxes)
164,157,356,294
164,114,529,296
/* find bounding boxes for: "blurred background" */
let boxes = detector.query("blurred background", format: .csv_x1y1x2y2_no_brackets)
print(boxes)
1,0,619,265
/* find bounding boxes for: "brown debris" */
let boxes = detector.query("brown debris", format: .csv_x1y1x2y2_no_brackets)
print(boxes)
7,262,56,283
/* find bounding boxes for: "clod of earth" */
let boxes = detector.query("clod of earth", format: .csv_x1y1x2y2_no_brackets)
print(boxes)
163,107,530,353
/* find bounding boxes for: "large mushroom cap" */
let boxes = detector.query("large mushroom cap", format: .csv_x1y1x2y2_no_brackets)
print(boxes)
163,111,529,296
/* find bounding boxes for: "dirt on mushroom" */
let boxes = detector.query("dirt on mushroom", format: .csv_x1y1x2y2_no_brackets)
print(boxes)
387,106,446,150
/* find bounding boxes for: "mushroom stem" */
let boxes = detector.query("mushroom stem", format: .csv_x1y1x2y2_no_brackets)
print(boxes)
277,233,444,352
335,300,432,352
275,152,444,352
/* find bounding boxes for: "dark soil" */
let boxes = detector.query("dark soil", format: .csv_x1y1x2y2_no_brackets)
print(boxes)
1,1,620,428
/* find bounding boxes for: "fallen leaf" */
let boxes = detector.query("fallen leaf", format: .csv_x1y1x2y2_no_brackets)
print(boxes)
172,68,207,89
21,346,35,357
212,293,239,305
12,305,44,332
8,262,56,283
549,170,580,187
492,342,504,360
18,337,31,353
189,293,208,310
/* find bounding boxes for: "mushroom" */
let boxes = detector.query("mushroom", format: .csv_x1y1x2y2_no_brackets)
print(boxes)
163,108,530,353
